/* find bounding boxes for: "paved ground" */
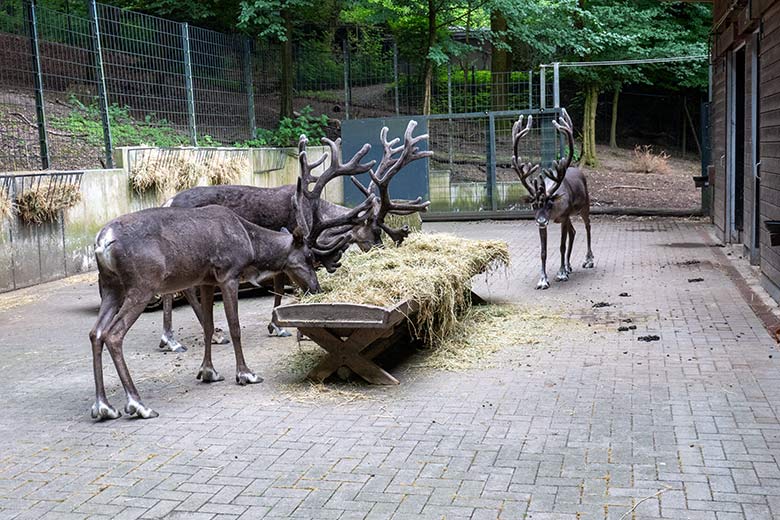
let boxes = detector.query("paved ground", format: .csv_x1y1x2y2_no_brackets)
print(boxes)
2,217,780,520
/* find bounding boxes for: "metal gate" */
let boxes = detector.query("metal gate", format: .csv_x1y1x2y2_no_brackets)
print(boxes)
342,108,563,217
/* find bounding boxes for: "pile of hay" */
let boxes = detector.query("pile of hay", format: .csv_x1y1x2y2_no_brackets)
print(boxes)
130,151,249,197
300,232,509,345
207,155,248,185
16,182,81,224
0,191,14,221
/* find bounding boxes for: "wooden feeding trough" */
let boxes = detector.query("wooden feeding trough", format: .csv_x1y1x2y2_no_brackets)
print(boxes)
273,300,419,385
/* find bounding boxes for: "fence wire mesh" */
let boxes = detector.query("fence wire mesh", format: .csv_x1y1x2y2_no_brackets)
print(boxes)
0,0,558,173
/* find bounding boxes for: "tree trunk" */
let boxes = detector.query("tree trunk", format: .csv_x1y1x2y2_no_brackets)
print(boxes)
583,84,599,166
490,11,509,111
422,0,436,115
609,86,620,149
279,12,294,120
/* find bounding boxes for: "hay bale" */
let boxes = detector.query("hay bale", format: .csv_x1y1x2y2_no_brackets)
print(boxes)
207,155,248,185
16,182,81,224
0,191,14,221
300,232,509,345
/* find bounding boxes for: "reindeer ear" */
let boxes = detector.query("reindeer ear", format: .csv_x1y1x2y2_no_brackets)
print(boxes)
292,226,305,246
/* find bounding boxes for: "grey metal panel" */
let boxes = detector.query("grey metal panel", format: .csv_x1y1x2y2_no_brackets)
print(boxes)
342,117,430,207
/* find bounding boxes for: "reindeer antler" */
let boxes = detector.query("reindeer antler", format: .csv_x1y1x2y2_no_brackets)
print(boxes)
359,120,433,245
511,114,540,199
543,108,575,198
296,136,377,268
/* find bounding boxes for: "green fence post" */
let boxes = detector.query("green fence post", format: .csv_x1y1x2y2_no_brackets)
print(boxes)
25,0,49,169
393,40,399,115
343,40,351,120
181,22,197,145
88,0,113,168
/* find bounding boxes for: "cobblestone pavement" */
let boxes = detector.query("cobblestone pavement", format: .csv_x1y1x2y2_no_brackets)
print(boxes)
2,217,780,520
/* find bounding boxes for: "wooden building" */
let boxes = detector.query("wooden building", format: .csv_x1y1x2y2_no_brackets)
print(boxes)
710,0,780,298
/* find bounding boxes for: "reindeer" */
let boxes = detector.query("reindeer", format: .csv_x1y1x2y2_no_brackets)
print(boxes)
89,186,376,421
157,121,432,351
512,109,595,290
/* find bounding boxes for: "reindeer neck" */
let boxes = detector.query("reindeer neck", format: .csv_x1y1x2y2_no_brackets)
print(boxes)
239,219,293,272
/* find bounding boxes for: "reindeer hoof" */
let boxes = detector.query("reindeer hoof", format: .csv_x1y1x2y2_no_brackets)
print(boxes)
91,401,121,421
267,323,292,337
555,272,569,282
124,399,158,419
536,279,550,290
565,265,573,274
212,328,230,345
159,335,187,353
236,371,263,385
582,260,594,269
197,365,225,383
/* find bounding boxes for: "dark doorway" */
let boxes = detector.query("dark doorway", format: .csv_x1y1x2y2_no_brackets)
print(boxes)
734,47,746,232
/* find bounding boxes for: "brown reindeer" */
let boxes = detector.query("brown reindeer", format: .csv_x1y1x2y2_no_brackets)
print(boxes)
157,121,432,350
512,109,595,290
89,186,375,420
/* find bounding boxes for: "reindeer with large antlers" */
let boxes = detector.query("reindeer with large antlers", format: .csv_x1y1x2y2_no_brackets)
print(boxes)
351,120,433,245
156,121,431,350
512,108,594,290
89,173,376,420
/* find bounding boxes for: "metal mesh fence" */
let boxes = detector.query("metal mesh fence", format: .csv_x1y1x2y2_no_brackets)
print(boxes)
425,109,561,214
0,0,559,173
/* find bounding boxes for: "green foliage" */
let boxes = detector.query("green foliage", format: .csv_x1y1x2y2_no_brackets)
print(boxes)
237,106,329,147
51,96,191,148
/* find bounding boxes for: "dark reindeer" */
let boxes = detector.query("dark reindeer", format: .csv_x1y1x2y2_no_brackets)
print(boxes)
89,189,375,420
512,109,594,290
157,121,432,351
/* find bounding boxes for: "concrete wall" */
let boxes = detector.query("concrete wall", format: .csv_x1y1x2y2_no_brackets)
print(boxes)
0,146,334,293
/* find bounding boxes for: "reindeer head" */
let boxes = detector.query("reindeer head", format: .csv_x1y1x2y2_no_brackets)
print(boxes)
512,109,575,228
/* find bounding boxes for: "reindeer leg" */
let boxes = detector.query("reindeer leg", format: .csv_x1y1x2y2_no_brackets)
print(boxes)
555,220,570,282
566,221,576,273
267,274,291,337
195,285,224,383
183,288,229,345
220,279,263,385
103,293,159,419
90,284,122,420
581,209,595,269
537,226,550,290
158,293,187,353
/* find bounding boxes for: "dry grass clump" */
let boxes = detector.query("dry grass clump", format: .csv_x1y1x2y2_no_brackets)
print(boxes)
300,232,509,346
207,155,248,185
415,304,562,370
130,152,248,196
633,145,671,174
385,211,423,233
16,182,81,224
0,192,14,221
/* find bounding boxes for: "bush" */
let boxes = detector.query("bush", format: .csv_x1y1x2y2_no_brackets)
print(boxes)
238,106,330,148
633,145,671,174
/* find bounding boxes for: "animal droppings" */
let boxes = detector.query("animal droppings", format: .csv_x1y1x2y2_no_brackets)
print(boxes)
619,292,630,297
638,335,660,342
592,302,611,308
688,278,704,283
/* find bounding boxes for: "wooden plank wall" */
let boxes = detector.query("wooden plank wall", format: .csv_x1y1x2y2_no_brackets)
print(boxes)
759,1,780,290
711,54,727,237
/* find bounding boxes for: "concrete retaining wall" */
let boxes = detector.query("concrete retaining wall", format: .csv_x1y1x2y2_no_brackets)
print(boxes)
0,146,334,293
